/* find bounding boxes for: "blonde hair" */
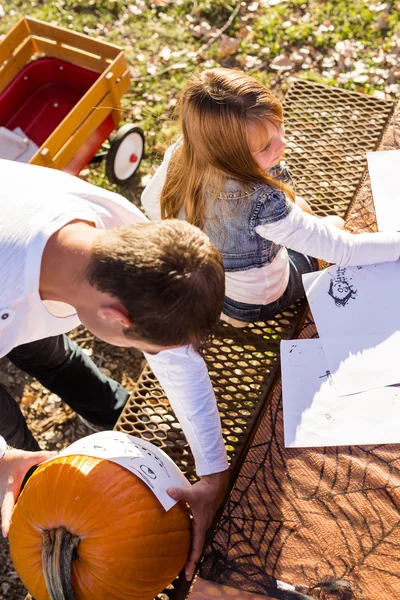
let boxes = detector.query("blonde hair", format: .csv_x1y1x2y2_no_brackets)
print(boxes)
160,67,295,229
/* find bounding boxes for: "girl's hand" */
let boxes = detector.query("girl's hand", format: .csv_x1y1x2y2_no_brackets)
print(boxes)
1,448,57,537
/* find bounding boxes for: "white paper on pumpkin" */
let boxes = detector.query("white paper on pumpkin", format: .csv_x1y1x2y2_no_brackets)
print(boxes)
367,149,400,232
302,262,400,396
57,430,191,511
281,339,400,448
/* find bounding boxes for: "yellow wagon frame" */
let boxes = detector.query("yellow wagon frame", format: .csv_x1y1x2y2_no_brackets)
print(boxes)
0,17,130,171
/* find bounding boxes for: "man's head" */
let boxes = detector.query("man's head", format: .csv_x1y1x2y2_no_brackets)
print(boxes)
79,219,225,352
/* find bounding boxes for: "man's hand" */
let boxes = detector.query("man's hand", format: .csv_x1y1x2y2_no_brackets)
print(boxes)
1,448,56,538
167,469,229,581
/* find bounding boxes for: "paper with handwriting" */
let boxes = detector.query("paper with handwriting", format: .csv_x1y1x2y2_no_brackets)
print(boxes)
281,339,400,448
367,149,400,232
57,431,191,511
303,262,400,396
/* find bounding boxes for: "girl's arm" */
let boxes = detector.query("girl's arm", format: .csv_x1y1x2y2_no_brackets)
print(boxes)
141,143,178,221
256,203,400,266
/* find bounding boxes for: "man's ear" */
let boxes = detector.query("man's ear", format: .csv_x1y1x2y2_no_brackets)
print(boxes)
97,306,131,328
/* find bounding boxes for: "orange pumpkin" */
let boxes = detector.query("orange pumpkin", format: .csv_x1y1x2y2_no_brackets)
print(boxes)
9,454,191,600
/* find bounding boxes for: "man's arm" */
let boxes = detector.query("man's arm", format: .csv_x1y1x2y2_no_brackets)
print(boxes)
0,438,56,537
144,345,228,476
144,345,229,579
168,469,229,579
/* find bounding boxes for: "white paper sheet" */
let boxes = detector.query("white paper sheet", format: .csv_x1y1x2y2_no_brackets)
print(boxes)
303,262,400,396
57,431,191,511
0,126,38,162
281,339,400,448
367,149,400,232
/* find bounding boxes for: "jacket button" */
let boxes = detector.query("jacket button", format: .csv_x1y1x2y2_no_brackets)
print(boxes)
1,313,9,320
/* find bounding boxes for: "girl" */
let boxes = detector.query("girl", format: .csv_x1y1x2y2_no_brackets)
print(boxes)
142,68,400,326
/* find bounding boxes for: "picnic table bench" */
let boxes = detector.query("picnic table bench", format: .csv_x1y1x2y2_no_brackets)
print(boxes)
114,80,395,600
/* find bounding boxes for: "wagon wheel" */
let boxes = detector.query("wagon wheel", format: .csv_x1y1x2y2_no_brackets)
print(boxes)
106,124,144,185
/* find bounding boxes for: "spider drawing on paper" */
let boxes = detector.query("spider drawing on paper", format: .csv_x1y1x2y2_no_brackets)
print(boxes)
328,267,357,307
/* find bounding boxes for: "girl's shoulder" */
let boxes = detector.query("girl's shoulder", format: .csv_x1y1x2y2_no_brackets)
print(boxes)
217,165,293,200
217,178,261,200
218,179,287,202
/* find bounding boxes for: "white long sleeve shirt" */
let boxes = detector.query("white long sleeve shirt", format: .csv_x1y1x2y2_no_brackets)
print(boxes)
141,146,400,306
0,159,228,476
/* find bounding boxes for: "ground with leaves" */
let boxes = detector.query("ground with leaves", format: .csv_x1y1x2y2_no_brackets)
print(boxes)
0,0,399,597
1,0,398,189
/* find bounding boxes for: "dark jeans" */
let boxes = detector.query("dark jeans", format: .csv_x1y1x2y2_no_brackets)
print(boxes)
258,249,319,321
1,334,129,451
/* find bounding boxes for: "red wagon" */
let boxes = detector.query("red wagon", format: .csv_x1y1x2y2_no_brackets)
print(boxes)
0,17,144,184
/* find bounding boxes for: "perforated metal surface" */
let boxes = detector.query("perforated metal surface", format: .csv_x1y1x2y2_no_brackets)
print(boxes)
283,79,393,218
116,303,308,600
116,301,306,483
114,80,394,600
198,104,400,600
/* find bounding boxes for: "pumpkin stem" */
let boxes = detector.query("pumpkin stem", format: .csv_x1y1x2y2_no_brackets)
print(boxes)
42,527,80,600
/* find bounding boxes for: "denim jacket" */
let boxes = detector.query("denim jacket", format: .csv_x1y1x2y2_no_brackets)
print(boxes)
201,166,295,322
203,166,294,273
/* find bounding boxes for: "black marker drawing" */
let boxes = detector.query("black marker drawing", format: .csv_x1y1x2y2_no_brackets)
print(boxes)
131,467,155,490
78,434,171,480
319,370,331,380
110,436,129,445
328,267,357,307
123,446,142,458
318,370,334,386
131,441,170,478
140,464,157,479
79,444,108,453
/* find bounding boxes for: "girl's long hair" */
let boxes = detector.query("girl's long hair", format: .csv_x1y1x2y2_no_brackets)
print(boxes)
160,68,295,229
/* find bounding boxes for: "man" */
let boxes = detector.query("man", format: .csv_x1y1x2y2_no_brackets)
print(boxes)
0,159,229,579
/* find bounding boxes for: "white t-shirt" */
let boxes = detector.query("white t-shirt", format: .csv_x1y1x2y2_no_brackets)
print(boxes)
0,159,228,476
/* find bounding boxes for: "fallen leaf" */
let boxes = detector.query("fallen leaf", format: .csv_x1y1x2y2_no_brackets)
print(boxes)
270,55,294,71
219,35,241,58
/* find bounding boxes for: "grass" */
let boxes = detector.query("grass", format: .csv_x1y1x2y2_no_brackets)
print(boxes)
0,0,398,191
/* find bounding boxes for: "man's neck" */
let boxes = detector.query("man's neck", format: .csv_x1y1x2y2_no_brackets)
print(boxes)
39,220,102,306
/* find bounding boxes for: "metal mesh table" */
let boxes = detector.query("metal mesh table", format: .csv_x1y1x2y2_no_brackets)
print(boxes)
198,103,400,600
283,80,393,218
114,80,394,600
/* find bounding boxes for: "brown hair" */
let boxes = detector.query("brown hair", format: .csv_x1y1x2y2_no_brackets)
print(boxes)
160,67,295,229
86,219,225,348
